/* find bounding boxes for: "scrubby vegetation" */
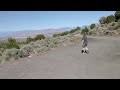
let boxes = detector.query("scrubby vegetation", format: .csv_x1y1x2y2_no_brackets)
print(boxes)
81,27,89,34
70,27,81,33
115,11,120,22
90,24,96,29
61,31,70,36
53,27,80,37
0,29,81,63
106,15,115,24
53,33,61,37
26,37,35,44
89,11,120,36
34,34,45,41
5,38,20,49
99,17,107,24
1,11,120,64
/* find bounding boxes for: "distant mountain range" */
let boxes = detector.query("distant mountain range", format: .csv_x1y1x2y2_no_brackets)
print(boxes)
0,23,99,39
0,27,73,38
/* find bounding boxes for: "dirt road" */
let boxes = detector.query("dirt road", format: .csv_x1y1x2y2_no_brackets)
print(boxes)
0,37,120,79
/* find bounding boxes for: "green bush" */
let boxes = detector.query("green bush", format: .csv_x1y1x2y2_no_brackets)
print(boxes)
18,41,27,45
70,27,81,33
70,29,76,33
35,34,45,41
90,24,96,29
106,15,115,24
115,11,120,21
61,31,70,36
99,16,107,24
53,33,61,37
53,31,71,37
5,37,20,49
26,37,35,44
81,27,89,34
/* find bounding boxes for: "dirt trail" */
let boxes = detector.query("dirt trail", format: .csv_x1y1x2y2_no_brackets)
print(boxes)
0,37,120,79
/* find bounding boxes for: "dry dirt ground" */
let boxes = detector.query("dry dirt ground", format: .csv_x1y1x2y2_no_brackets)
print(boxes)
0,37,120,79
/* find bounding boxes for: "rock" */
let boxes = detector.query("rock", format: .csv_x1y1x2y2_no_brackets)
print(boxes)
28,55,32,58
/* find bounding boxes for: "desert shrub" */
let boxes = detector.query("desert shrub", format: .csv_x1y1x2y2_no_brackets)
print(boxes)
21,44,39,53
4,37,20,49
81,27,89,34
44,37,57,48
108,26,115,30
61,31,70,36
53,33,61,37
70,29,77,33
0,51,3,62
26,37,35,44
30,42,35,45
2,50,12,61
18,49,30,58
34,39,47,47
70,27,80,33
89,31,93,35
5,43,20,49
34,46,49,53
2,49,20,61
35,34,45,41
0,30,86,63
2,55,10,61
115,11,120,21
53,31,70,37
70,29,76,33
54,37,64,46
90,24,96,29
111,22,115,26
101,24,104,27
3,49,30,60
114,23,120,30
99,16,107,24
14,55,19,60
34,48,42,53
106,15,115,24
10,49,19,57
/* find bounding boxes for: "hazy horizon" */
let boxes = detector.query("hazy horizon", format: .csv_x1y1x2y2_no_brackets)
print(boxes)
0,11,115,32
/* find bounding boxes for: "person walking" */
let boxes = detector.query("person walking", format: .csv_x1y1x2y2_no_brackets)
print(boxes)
81,33,89,54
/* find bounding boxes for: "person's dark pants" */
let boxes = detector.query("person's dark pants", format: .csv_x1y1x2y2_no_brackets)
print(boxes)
82,44,88,53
